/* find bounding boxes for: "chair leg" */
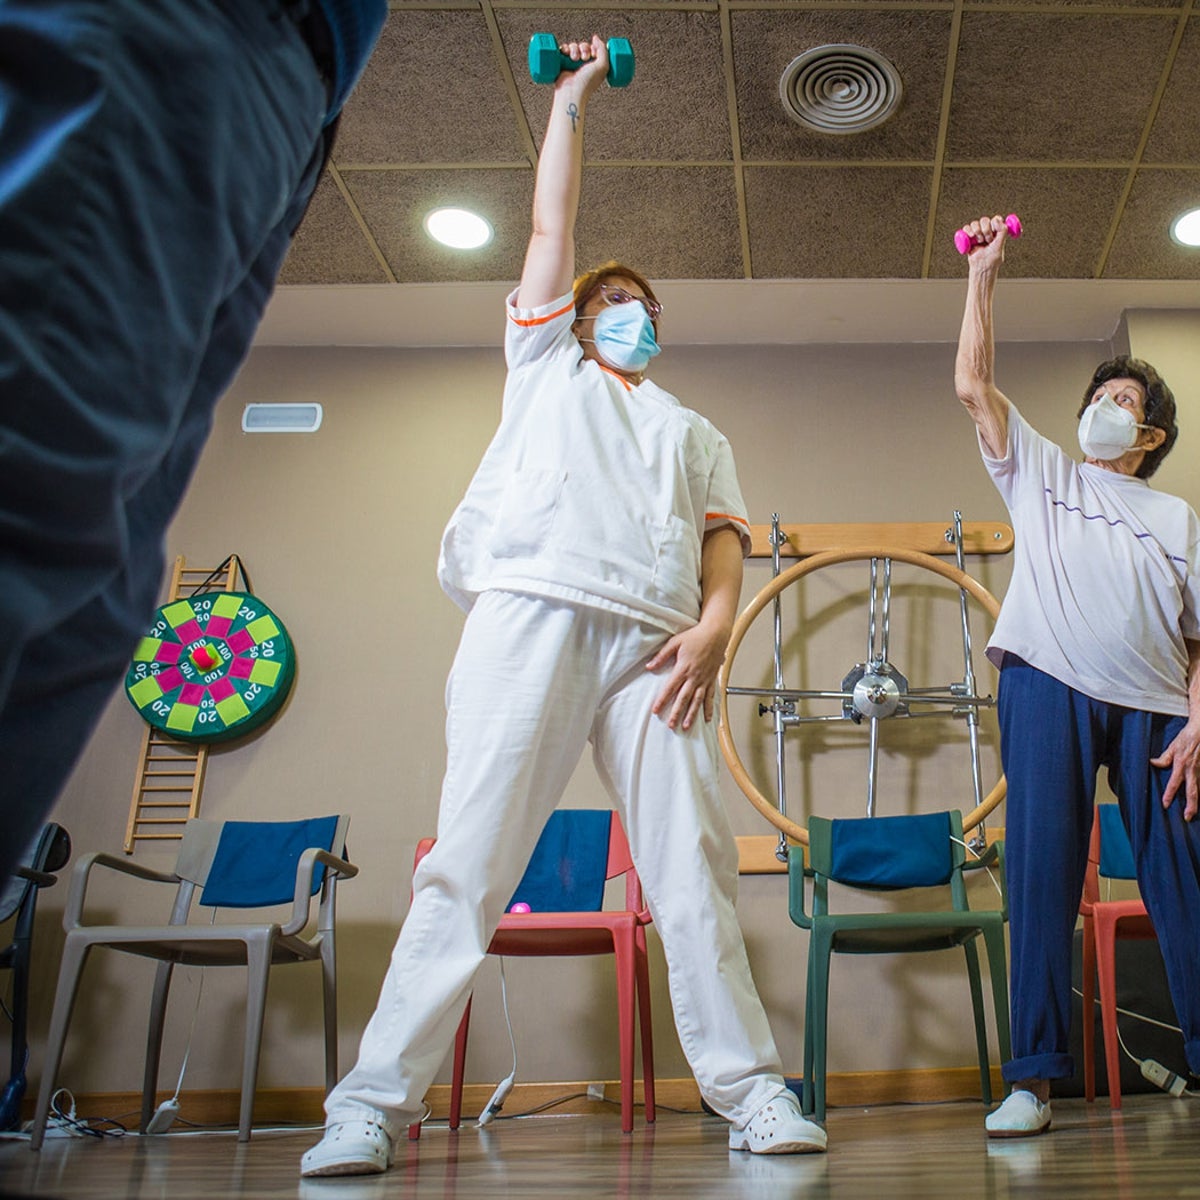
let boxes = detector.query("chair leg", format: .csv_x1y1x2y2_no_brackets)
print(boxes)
634,930,655,1124
321,939,338,1095
29,935,91,1151
1094,913,1123,1110
981,925,1012,1067
142,960,175,1132
806,930,833,1122
448,996,472,1130
238,938,274,1142
1081,915,1097,1103
962,938,992,1104
801,943,816,1117
614,932,636,1134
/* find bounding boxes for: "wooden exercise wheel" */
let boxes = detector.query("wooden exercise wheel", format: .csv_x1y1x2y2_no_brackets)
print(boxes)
718,519,1010,848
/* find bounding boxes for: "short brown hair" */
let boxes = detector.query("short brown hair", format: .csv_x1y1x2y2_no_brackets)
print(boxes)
573,261,660,330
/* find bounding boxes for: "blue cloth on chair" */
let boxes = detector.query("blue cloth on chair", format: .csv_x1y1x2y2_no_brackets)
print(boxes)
1097,804,1137,881
200,816,340,908
508,810,612,913
829,812,953,890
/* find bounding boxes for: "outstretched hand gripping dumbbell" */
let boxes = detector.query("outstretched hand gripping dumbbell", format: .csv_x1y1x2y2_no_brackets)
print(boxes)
955,214,1022,255
528,33,635,88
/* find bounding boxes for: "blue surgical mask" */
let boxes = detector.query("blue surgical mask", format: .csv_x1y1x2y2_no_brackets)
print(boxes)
581,302,660,374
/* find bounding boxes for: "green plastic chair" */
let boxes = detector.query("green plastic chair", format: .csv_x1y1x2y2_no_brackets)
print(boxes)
788,809,1010,1120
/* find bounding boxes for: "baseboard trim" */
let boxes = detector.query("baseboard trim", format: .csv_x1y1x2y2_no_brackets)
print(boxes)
26,1067,1002,1129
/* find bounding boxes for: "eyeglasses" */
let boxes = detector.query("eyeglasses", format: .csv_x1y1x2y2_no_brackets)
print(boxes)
597,284,663,321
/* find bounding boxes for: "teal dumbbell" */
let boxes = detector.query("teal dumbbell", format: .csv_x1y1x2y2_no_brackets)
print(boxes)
527,33,635,88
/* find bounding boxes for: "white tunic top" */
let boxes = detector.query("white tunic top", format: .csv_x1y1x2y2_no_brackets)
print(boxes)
437,290,751,634
982,405,1200,716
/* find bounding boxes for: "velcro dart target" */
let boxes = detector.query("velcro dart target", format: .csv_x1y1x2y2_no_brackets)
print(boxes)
125,592,296,742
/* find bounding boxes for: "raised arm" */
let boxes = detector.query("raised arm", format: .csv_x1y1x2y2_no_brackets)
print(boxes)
516,37,610,310
954,215,1014,459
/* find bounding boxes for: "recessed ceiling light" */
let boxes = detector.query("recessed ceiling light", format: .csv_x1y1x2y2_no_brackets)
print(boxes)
1170,207,1200,248
424,207,493,250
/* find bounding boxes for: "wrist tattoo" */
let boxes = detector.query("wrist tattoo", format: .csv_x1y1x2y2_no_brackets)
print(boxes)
567,102,579,132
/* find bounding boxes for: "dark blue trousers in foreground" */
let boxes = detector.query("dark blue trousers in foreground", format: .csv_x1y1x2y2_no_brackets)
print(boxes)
0,0,330,881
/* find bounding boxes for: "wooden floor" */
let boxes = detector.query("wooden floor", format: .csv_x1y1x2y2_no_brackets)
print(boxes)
2,1094,1199,1200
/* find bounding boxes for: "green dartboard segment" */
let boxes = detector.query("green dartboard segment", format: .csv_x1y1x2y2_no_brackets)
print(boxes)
125,592,296,742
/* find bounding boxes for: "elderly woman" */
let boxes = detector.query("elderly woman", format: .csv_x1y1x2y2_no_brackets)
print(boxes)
300,37,826,1178
954,214,1200,1137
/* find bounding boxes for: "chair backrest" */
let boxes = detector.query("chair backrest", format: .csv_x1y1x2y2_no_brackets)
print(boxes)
1096,804,1137,881
412,809,643,914
0,824,71,925
508,810,612,913
172,816,345,908
1083,804,1138,910
808,810,961,892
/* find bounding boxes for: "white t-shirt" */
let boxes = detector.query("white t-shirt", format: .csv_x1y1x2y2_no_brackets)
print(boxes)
437,290,751,634
982,405,1200,716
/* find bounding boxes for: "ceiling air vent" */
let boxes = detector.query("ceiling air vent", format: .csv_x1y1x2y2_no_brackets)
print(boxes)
779,44,902,135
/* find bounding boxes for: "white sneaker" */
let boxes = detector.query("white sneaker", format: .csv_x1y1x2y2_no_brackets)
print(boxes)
300,1118,394,1177
985,1090,1052,1139
728,1092,828,1155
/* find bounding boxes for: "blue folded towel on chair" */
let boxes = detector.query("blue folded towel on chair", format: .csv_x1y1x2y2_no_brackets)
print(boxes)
508,810,612,913
201,815,340,908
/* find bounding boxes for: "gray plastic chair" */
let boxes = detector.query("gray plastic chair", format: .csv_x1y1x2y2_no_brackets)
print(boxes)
30,815,354,1146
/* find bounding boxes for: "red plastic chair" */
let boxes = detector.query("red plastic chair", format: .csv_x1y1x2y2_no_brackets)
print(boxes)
1079,804,1156,1109
410,811,655,1136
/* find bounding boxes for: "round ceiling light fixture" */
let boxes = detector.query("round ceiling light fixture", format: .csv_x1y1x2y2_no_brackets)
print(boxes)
1169,207,1200,248
779,44,903,135
424,207,493,250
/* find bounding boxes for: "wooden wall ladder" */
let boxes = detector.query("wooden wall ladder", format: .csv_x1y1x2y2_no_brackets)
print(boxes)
123,555,242,853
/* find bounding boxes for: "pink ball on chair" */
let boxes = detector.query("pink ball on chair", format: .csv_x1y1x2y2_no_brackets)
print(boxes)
509,902,532,914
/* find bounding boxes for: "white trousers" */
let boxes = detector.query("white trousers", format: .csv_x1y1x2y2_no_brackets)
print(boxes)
324,590,788,1137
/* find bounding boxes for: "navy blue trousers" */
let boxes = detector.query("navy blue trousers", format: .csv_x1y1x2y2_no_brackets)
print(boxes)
0,0,328,881
998,656,1200,1082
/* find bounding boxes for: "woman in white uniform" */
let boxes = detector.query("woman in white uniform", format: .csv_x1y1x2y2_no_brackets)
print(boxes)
300,35,827,1178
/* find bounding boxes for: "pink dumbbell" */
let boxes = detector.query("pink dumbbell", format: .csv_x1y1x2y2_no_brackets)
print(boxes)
955,214,1022,255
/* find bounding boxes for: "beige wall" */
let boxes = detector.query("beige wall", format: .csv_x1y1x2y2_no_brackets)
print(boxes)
30,306,1200,1103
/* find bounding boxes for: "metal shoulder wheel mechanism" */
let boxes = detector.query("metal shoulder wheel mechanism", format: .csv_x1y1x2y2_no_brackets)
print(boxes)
125,592,296,742
717,520,1006,848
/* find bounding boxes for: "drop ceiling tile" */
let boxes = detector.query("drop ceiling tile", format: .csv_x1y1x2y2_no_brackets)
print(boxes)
948,13,1178,162
342,167,532,283
1142,15,1200,163
745,166,932,278
931,167,1129,279
333,11,530,165
575,166,743,280
279,173,391,285
1103,169,1200,278
495,8,732,161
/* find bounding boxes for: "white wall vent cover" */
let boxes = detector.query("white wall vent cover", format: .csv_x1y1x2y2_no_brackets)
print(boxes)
242,403,323,433
780,45,903,135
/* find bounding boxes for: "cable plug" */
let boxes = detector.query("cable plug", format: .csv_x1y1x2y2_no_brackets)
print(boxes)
1141,1058,1187,1097
145,1098,180,1135
476,1073,514,1128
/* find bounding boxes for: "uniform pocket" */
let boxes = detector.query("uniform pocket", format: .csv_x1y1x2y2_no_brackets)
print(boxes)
487,468,566,559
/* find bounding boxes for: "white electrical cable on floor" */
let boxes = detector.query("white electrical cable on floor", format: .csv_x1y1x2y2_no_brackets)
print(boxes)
477,958,517,1127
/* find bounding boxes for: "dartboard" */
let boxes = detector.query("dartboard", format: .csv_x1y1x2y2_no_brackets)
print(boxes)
125,592,296,742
